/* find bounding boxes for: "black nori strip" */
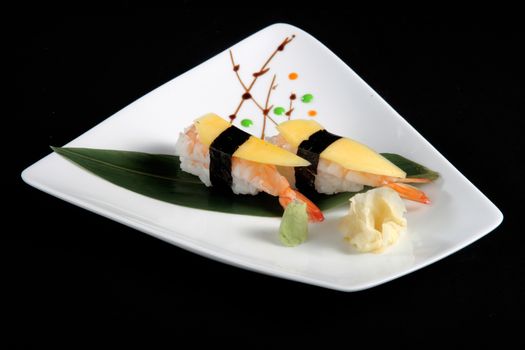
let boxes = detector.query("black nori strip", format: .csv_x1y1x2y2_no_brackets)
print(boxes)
209,126,251,191
295,129,342,193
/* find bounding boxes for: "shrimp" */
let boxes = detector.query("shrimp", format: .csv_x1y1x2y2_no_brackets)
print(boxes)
340,162,431,204
175,125,324,222
268,133,431,204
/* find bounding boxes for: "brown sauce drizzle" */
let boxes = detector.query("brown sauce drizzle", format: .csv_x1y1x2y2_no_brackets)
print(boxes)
227,35,296,138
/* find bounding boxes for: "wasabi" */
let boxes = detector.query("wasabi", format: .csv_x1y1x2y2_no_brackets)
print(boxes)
279,200,308,247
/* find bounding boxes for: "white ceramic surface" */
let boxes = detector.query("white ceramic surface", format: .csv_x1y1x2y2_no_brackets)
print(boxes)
21,23,503,291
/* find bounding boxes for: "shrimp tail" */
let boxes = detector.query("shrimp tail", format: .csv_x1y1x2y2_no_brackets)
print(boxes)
385,182,431,204
397,177,432,184
279,188,325,222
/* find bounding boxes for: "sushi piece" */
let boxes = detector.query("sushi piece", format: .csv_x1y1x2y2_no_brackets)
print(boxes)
267,119,431,204
175,113,324,222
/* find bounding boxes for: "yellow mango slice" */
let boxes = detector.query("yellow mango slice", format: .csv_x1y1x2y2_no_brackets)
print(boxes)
276,119,323,148
193,114,309,167
321,138,406,178
234,136,309,167
194,113,231,148
276,119,405,177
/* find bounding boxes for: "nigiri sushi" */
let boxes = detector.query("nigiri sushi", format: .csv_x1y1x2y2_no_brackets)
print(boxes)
267,119,431,204
175,114,324,222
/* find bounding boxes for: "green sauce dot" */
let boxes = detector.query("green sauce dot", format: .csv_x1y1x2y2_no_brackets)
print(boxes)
273,107,286,115
240,119,253,127
301,93,314,103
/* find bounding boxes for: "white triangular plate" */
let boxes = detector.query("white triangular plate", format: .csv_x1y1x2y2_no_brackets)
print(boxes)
22,23,503,291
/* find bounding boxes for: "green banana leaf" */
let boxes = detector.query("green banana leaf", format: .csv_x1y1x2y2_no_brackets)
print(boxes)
381,153,439,180
52,147,438,217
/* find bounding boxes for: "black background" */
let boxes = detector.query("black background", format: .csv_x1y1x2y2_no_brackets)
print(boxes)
10,8,524,343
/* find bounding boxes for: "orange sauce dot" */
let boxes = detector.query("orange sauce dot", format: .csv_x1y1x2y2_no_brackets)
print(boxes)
288,72,298,80
308,110,317,117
